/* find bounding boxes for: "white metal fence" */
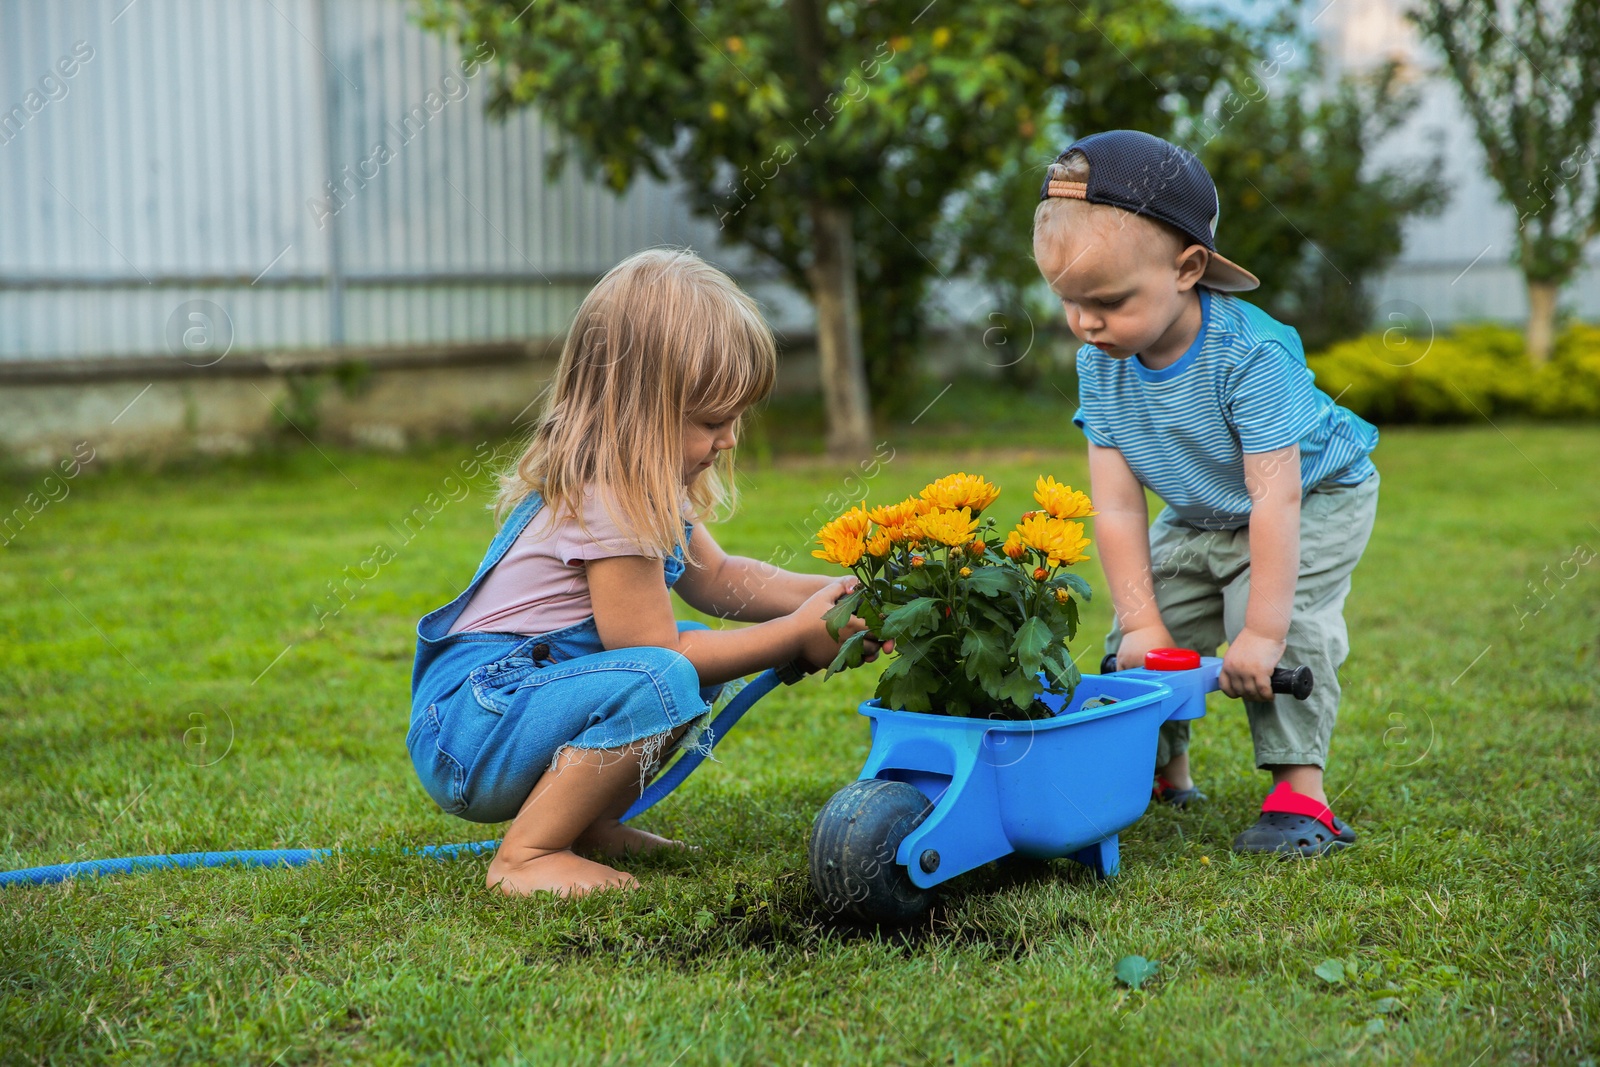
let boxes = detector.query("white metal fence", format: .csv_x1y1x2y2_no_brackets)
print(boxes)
3,0,1595,365
0,0,794,362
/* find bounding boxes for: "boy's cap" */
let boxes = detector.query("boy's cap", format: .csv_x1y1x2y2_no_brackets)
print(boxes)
1039,129,1260,292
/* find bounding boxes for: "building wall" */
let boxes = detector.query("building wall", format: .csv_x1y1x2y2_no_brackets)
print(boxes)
0,0,807,365
9,0,1594,365
1316,0,1600,325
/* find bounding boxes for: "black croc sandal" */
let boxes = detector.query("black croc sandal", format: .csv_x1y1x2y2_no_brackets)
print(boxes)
1153,776,1207,808
1231,782,1356,857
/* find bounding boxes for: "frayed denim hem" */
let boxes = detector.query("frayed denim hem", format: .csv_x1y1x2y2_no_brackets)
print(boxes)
549,706,715,794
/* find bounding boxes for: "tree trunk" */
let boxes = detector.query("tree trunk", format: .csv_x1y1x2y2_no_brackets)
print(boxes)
1525,280,1558,364
806,201,873,457
786,0,872,457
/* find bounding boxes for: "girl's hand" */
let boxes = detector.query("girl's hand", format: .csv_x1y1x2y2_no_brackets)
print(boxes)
793,577,891,670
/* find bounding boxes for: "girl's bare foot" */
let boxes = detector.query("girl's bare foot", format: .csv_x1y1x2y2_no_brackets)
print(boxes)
573,818,689,860
486,847,637,898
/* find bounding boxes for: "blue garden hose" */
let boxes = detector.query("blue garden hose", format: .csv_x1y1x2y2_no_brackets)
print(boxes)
621,667,780,822
0,840,502,888
0,669,781,888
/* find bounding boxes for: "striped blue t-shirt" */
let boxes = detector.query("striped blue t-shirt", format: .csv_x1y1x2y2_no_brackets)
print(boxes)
1073,289,1377,529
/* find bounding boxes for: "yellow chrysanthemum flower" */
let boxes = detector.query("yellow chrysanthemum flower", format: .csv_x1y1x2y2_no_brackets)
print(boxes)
811,506,870,567
1034,476,1096,520
912,506,979,547
1050,520,1092,566
919,472,1001,514
1012,514,1092,566
1002,531,1026,559
812,532,866,567
831,504,872,538
868,497,922,529
865,528,893,558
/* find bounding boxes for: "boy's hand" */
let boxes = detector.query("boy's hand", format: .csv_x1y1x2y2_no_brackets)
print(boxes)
1115,623,1175,671
1220,628,1286,702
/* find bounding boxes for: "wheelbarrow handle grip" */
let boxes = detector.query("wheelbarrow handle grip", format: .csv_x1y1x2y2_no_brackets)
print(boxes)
1099,654,1313,700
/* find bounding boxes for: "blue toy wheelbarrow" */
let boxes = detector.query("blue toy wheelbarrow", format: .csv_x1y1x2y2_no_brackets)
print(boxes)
808,649,1312,924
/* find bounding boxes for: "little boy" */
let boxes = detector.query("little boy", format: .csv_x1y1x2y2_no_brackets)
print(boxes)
1034,130,1380,856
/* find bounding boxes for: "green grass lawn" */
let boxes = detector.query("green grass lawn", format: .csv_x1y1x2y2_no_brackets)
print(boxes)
2,413,1597,1064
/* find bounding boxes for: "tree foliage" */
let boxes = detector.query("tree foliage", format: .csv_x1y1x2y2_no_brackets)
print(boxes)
415,0,1247,416
952,41,1448,361
1193,57,1449,352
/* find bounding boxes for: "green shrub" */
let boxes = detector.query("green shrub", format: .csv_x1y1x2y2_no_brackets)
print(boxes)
1308,322,1600,423
1529,325,1600,418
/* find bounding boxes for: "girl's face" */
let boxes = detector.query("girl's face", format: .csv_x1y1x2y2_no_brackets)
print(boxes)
682,407,743,483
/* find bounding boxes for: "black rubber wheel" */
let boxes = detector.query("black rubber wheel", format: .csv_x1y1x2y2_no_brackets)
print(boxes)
809,779,937,925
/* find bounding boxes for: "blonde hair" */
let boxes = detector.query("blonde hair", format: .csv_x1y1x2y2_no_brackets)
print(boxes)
494,249,777,563
1033,150,1186,278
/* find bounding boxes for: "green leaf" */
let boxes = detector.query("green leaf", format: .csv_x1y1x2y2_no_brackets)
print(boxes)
1372,997,1402,1014
824,631,867,679
880,597,942,640
969,599,1013,631
1051,572,1092,600
1314,959,1346,984
1114,955,1159,990
960,628,1009,690
961,566,1022,597
1010,617,1053,677
996,667,1041,710
820,589,864,641
877,653,938,713
1040,644,1080,695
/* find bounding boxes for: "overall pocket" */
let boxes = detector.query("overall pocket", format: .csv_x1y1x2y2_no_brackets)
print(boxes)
466,652,548,715
406,703,468,815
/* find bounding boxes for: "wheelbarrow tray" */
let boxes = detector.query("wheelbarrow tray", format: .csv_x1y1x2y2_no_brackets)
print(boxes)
857,661,1219,889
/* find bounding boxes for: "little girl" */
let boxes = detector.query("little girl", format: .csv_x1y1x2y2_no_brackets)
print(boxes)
409,249,879,898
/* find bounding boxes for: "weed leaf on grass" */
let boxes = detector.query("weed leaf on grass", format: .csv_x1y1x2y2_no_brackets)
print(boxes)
1115,955,1159,990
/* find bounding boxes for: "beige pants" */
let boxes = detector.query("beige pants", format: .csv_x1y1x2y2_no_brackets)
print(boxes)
1106,472,1380,769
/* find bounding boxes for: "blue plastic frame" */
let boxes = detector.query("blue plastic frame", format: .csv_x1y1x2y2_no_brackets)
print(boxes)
856,658,1223,889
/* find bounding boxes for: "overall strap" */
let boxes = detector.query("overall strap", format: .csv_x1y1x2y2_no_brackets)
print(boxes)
466,492,545,589
415,491,546,645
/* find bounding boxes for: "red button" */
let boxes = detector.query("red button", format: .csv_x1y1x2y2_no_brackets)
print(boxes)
1145,647,1201,671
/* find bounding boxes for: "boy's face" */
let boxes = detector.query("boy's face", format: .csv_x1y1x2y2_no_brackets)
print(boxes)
1035,208,1208,360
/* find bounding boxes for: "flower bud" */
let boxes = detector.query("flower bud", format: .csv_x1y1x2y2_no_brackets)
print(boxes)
1033,567,1048,580
1054,588,1070,604
910,555,925,568
959,566,972,577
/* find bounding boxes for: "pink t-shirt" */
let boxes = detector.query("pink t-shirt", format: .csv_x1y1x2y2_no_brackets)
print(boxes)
447,489,684,636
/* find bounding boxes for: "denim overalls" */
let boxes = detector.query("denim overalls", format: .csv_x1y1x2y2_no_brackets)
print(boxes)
408,491,719,824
